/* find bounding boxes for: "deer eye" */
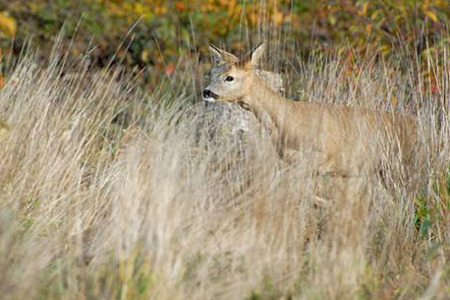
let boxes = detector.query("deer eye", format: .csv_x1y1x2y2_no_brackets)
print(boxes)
225,76,234,82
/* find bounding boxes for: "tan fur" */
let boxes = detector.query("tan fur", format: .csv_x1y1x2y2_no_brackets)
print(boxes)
204,44,420,182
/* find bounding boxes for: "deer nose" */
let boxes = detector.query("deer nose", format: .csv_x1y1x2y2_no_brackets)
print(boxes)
202,89,218,100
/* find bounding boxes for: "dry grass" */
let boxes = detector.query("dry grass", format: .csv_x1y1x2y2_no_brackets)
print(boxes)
0,41,449,300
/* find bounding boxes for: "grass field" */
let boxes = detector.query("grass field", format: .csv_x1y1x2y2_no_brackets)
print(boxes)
0,32,449,299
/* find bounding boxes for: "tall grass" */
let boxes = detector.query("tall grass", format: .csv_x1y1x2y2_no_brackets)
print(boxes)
0,36,449,300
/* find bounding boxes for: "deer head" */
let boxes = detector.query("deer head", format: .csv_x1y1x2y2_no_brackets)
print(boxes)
203,43,269,103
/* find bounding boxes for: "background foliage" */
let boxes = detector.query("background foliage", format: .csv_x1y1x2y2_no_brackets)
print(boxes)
1,0,450,74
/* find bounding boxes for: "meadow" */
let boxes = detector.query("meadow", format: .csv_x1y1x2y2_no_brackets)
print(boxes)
0,36,448,299
1,1,450,299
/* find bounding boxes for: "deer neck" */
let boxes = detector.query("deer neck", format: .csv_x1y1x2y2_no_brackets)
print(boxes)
241,76,288,127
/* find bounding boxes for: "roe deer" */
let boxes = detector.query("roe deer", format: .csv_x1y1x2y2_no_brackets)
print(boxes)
203,43,422,187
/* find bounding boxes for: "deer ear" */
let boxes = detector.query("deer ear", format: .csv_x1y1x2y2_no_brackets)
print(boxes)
250,43,266,67
208,44,239,65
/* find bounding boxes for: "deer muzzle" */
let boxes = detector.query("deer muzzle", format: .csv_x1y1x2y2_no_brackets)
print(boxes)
202,89,218,102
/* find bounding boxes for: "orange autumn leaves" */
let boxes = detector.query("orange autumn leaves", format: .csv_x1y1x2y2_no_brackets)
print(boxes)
97,0,287,28
0,12,16,37
0,12,17,88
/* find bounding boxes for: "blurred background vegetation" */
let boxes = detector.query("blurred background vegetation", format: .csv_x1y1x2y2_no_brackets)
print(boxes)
0,0,449,90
